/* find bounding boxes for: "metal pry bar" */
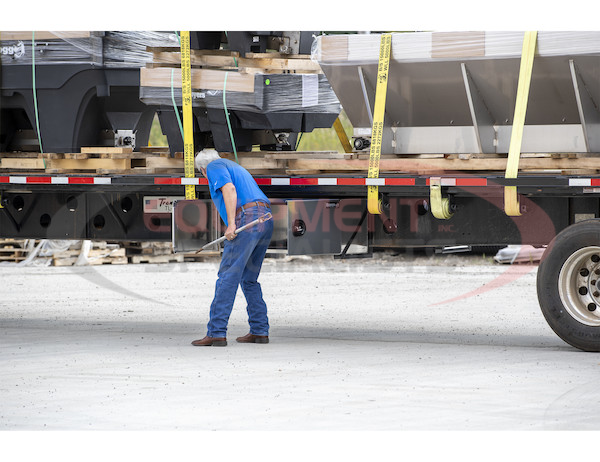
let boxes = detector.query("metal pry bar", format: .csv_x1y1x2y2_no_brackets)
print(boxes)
195,212,273,253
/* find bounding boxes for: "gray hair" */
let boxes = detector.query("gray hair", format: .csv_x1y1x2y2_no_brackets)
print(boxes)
194,148,221,170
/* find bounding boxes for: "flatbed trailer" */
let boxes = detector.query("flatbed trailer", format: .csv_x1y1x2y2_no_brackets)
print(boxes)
4,29,600,351
2,167,600,351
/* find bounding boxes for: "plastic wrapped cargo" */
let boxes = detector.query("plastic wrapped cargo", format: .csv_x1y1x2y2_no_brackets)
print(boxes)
1,30,341,154
0,31,172,153
312,31,600,155
0,31,100,66
312,31,600,64
102,31,180,67
139,72,341,114
0,31,178,67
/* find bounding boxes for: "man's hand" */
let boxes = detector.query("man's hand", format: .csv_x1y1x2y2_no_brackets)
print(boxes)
225,224,237,241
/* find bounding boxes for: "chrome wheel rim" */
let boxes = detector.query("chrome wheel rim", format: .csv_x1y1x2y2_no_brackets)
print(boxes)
558,246,600,326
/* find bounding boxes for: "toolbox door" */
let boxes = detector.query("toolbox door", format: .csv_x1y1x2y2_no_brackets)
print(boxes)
287,199,344,255
172,199,220,253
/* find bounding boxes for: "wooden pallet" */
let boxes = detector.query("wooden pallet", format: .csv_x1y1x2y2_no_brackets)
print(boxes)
0,147,184,174
3,149,600,176
182,251,220,261
0,239,34,263
122,241,218,263
0,238,205,265
225,151,600,175
51,243,127,266
122,241,174,257
52,247,126,259
52,255,128,266
140,47,321,95
129,254,185,264
145,47,322,75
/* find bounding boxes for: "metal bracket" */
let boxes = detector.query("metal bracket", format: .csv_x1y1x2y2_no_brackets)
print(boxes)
98,194,128,235
430,177,454,220
0,207,20,232
114,129,136,149
335,207,370,260
461,62,496,154
357,66,374,127
570,59,600,153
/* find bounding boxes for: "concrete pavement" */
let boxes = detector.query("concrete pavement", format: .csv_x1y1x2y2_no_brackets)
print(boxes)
1,255,599,431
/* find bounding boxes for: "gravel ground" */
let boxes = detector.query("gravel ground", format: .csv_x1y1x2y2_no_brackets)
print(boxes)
1,252,599,434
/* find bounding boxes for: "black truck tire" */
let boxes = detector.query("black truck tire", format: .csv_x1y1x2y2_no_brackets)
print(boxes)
537,219,600,351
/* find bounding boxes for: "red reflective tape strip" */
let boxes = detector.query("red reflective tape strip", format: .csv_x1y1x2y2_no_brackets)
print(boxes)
155,178,182,185
68,177,94,184
26,177,52,184
290,178,319,186
591,179,600,187
336,178,366,185
385,178,416,186
0,175,492,187
456,178,487,186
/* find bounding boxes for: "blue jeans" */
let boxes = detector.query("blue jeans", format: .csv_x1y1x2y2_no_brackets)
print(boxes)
207,205,273,338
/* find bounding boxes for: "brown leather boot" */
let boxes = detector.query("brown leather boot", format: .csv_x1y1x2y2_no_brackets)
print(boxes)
236,333,269,344
191,336,227,346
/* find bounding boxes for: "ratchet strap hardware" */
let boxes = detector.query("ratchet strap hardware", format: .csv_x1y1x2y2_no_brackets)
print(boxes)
367,33,392,215
179,31,196,200
504,31,537,216
430,177,454,220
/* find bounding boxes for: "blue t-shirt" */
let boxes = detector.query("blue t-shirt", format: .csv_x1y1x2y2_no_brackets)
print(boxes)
206,158,269,226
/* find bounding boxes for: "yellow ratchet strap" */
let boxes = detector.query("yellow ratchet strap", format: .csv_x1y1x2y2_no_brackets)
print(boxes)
505,31,537,216
430,178,453,220
180,31,196,200
333,117,353,154
367,33,392,215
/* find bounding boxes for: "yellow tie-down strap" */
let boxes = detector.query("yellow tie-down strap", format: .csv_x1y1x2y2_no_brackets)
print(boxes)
505,31,537,216
180,31,196,200
430,178,454,220
367,33,392,215
333,117,353,154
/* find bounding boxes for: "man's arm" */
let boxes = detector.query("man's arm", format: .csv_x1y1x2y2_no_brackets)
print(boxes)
220,182,238,240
